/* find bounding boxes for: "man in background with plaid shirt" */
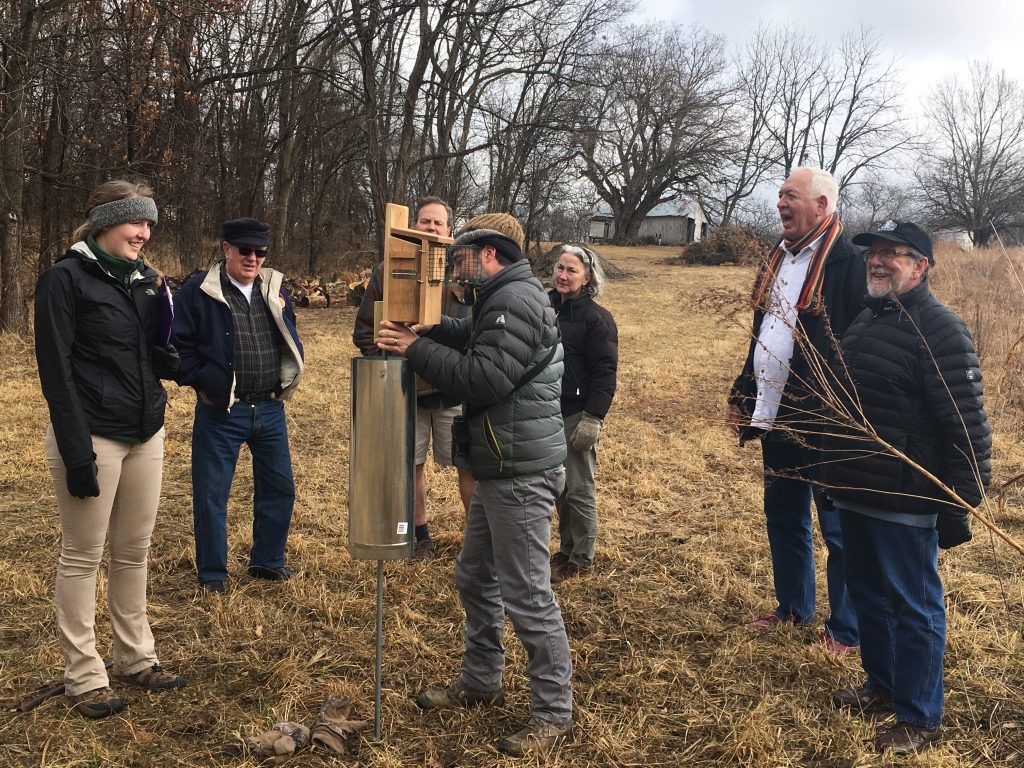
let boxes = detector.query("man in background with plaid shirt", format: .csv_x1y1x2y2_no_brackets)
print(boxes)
172,218,304,595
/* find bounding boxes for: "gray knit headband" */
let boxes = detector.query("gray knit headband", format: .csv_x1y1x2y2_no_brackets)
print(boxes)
89,197,159,232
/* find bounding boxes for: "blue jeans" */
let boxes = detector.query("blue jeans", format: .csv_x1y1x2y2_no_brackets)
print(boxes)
192,399,295,584
762,437,858,645
839,508,945,728
455,466,573,723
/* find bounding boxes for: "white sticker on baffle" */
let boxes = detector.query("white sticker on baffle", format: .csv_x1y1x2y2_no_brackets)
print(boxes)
397,522,408,535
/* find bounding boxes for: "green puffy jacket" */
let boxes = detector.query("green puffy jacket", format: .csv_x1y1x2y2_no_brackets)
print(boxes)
406,260,566,479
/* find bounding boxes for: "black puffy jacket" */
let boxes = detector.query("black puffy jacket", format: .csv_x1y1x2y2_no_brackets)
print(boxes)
549,290,618,419
820,279,991,514
730,233,865,442
406,260,565,479
34,244,168,470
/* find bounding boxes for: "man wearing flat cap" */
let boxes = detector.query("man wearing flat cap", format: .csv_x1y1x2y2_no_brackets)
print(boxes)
820,220,991,754
171,218,304,595
377,213,574,758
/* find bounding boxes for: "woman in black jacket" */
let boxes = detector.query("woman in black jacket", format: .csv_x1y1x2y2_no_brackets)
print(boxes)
549,245,618,583
34,180,185,719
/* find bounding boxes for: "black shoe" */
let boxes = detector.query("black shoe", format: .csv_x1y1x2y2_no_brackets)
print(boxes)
200,580,225,594
248,566,293,581
413,538,437,562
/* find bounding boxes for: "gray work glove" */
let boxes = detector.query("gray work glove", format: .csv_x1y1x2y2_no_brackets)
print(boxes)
66,461,100,499
570,412,603,452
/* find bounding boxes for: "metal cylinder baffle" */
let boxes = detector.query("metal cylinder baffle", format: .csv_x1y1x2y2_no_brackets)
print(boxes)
348,354,415,740
348,355,415,560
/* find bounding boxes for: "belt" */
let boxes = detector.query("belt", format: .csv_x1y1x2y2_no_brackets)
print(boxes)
237,391,274,403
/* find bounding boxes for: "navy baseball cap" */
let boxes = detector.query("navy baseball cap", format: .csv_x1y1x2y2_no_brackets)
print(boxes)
853,220,934,265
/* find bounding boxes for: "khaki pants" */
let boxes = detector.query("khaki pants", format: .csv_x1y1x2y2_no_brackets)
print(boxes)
45,425,164,695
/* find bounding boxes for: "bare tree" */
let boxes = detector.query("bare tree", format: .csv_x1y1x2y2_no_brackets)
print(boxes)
712,27,782,226
916,61,1024,246
840,170,917,234
811,27,911,189
0,0,70,333
576,24,732,244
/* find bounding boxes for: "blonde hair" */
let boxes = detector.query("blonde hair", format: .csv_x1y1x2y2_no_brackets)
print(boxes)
73,180,155,241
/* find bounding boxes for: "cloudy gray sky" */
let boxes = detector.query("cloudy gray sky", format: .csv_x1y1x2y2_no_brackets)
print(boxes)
637,0,1024,116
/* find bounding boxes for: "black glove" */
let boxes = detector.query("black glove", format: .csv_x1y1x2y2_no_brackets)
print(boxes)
66,461,100,499
152,344,181,379
937,507,972,550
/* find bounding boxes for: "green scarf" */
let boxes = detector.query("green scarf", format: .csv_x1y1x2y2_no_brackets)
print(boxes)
87,234,143,288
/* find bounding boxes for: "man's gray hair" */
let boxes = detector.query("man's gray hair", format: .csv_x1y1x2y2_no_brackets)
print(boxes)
793,166,839,214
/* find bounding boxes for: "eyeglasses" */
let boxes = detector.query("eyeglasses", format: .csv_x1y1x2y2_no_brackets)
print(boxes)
864,248,917,263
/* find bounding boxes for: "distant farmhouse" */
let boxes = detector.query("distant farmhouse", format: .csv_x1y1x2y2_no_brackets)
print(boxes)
588,199,711,245
931,228,974,249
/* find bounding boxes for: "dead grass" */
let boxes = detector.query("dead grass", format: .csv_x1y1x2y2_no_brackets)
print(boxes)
0,245,1022,767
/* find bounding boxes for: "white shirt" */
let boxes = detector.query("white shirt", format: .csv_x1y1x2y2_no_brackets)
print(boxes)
750,235,823,430
227,274,254,303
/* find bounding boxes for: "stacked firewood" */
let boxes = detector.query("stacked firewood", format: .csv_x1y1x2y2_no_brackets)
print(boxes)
163,270,373,309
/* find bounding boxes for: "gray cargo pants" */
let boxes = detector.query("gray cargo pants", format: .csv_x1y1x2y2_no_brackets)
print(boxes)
555,410,599,567
455,465,573,723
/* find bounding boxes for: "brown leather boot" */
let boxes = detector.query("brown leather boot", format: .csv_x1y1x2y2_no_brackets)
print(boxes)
873,722,942,753
497,716,574,757
831,685,893,713
415,679,504,710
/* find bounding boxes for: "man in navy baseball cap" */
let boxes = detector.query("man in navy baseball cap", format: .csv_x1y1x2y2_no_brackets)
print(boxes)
852,220,934,265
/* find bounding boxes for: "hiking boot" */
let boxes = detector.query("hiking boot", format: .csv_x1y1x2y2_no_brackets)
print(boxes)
414,538,437,562
68,686,124,719
831,685,893,714
550,551,571,568
248,565,293,581
873,722,942,753
115,664,187,691
747,615,783,630
551,561,592,584
415,679,504,710
497,716,574,757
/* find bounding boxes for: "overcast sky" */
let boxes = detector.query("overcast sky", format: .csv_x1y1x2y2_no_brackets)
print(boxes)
636,0,1024,118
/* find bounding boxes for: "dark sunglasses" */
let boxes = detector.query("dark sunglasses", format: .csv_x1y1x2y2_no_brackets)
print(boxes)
236,246,268,258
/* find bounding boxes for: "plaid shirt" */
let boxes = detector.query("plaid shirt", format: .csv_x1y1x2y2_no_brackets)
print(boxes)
222,272,282,395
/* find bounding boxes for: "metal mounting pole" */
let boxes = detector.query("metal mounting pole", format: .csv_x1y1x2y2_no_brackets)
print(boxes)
374,558,384,740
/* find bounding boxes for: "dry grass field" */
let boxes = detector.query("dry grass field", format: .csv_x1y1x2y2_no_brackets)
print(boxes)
0,243,1022,767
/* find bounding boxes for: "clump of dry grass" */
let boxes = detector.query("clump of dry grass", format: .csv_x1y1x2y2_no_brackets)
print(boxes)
0,246,1021,767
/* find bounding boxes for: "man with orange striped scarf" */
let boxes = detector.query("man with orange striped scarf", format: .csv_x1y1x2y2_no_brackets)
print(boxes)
727,167,865,654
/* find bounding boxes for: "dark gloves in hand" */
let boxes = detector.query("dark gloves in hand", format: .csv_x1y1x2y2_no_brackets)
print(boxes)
937,507,972,550
570,412,603,452
66,461,100,499
152,344,181,379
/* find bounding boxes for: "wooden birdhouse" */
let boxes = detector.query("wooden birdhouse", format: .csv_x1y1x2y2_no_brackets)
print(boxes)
380,203,453,326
